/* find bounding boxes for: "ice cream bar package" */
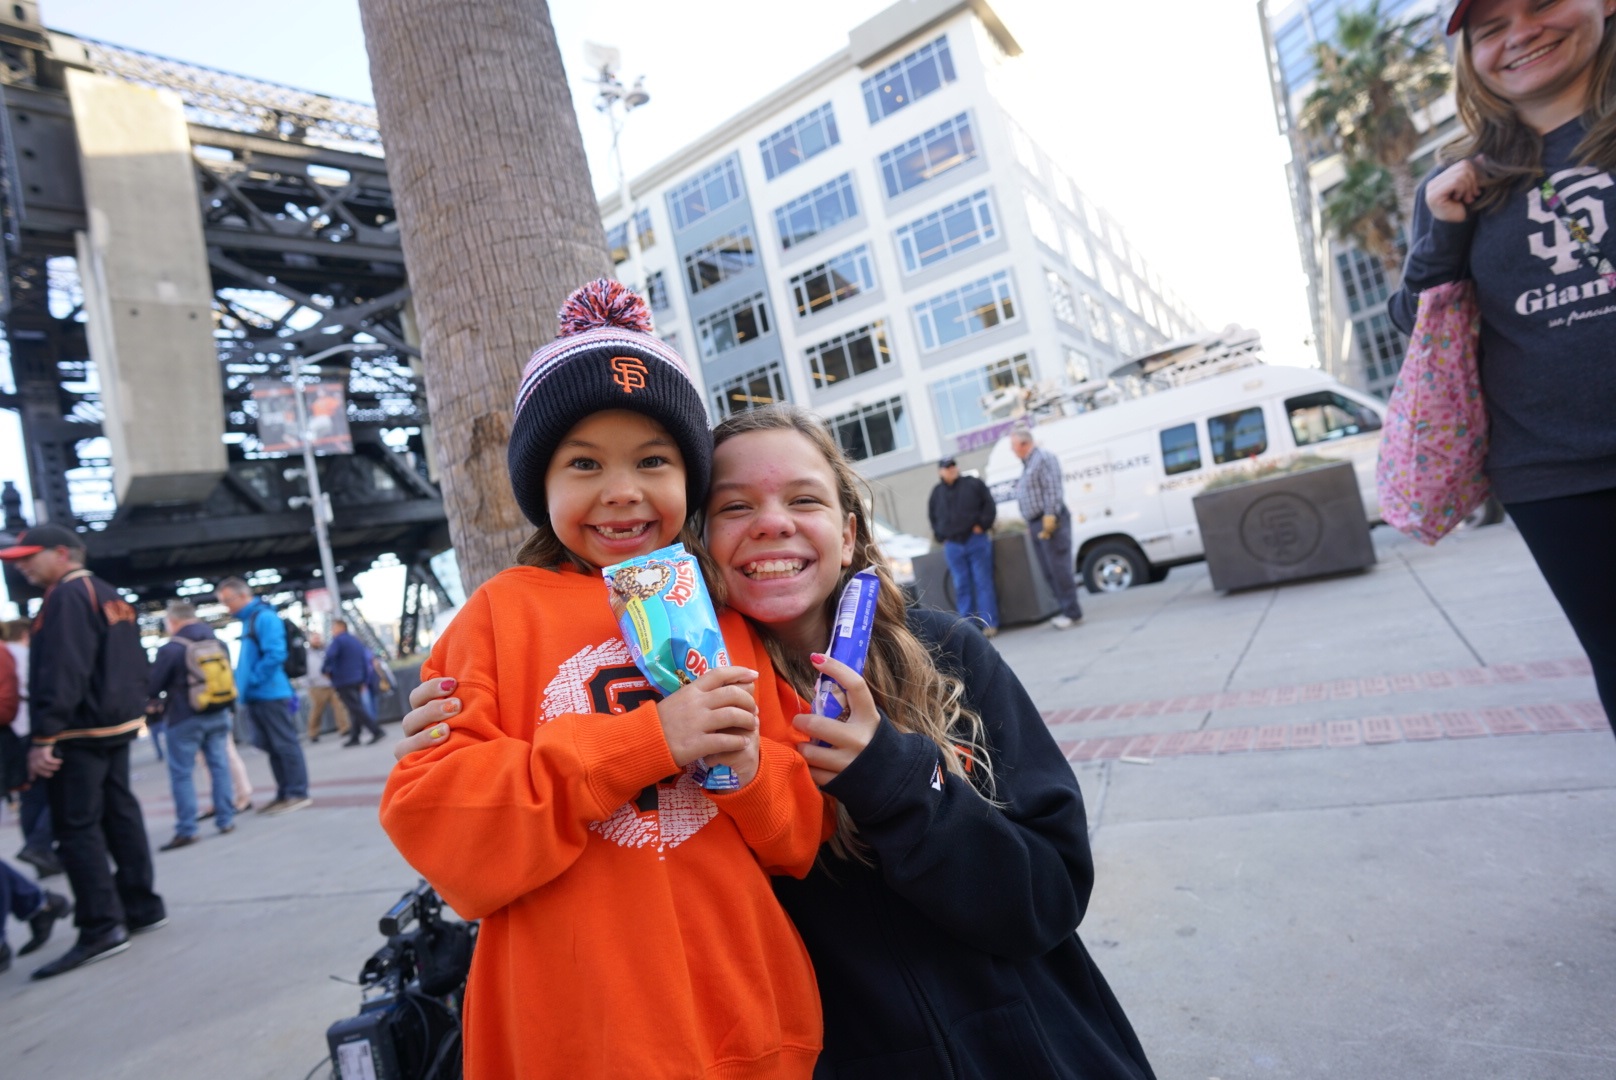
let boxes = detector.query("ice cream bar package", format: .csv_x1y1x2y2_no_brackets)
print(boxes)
602,543,738,791
812,569,880,729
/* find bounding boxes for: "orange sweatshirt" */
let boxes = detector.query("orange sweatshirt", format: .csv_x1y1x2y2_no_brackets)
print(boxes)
380,566,827,1080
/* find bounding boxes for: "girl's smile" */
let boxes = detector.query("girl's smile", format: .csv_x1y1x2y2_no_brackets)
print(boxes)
543,409,687,569
1467,0,1615,125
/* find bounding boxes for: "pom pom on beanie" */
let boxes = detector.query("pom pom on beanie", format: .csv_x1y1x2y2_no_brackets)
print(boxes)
507,279,712,530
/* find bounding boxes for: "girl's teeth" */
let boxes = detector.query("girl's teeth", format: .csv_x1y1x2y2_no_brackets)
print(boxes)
746,559,804,578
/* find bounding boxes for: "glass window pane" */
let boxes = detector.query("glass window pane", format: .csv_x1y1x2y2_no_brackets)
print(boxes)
865,409,897,457
1160,423,1202,475
1209,407,1268,464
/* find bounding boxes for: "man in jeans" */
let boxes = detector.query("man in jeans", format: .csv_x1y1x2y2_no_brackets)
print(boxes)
215,578,311,815
146,601,237,850
927,457,999,637
1010,427,1083,629
324,619,383,747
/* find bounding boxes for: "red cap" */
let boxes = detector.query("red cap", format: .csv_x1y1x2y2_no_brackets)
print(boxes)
1447,0,1474,34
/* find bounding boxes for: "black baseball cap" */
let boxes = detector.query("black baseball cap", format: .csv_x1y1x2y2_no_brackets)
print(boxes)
0,524,86,560
938,457,958,468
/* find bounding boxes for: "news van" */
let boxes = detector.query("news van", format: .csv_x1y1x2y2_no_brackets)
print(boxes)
982,333,1388,593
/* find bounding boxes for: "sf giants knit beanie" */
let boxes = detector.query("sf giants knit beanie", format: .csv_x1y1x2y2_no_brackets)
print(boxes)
508,279,711,528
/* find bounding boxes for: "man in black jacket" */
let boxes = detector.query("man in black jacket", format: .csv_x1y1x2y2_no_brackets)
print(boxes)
926,458,1000,637
0,524,165,979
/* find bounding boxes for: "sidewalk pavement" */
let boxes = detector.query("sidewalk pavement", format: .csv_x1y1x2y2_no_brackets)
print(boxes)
1,521,1611,1079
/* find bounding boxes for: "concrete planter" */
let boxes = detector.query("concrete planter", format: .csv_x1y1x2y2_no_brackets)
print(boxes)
911,531,1058,626
1192,460,1375,592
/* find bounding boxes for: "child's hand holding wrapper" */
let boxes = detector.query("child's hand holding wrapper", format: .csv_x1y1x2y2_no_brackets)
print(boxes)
603,543,751,791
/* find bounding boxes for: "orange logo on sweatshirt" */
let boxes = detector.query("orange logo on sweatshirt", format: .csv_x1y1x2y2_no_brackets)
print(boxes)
611,356,648,394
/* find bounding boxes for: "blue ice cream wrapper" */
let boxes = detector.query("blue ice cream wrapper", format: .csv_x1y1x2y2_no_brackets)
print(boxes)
812,569,880,736
602,543,738,792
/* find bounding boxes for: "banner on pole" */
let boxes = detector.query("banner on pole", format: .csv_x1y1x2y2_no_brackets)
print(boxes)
252,383,352,455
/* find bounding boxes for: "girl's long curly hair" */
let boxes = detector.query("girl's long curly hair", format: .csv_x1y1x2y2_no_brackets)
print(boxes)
1447,9,1616,212
704,405,993,861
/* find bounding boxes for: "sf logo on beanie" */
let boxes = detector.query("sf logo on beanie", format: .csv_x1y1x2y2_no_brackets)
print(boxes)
611,355,649,394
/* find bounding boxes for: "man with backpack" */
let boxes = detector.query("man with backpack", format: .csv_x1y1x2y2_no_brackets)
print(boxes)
146,601,238,850
214,578,311,816
0,524,165,979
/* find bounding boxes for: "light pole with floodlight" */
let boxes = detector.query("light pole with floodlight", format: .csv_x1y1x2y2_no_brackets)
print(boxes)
584,42,650,298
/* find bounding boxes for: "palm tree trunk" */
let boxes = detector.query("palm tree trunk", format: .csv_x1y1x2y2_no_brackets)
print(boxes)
357,0,610,592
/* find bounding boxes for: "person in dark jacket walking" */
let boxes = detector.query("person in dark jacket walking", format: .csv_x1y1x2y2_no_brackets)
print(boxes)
0,524,166,979
215,578,311,814
146,601,238,850
324,620,382,746
927,457,1000,636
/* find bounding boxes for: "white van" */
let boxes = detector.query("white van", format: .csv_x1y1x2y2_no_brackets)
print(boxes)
983,361,1387,593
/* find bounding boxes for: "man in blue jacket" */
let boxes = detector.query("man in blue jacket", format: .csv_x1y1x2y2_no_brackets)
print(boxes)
324,619,382,747
215,578,310,815
146,601,237,849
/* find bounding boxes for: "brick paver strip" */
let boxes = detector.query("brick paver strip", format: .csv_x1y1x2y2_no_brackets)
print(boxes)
1329,679,1360,700
1300,682,1329,702
1421,671,1455,690
1218,727,1255,753
1481,707,1534,735
1135,699,1167,718
1455,667,1492,686
1091,736,1133,761
1522,704,1582,733
1570,702,1609,731
1255,725,1289,751
1272,685,1299,706
1325,720,1362,747
1438,710,1488,739
1566,657,1593,676
1526,660,1566,679
1183,731,1222,755
1361,716,1402,744
1400,714,1445,741
1289,722,1323,749
1122,734,1162,758
1155,732,1200,757
1494,663,1530,683
1360,676,1390,696
1058,741,1085,760
1114,702,1144,720
1390,673,1422,693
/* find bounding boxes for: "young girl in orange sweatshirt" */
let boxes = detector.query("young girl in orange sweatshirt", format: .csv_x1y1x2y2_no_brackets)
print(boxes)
379,281,827,1080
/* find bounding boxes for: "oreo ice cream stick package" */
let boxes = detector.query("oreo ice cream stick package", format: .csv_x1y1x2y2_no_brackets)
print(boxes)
811,569,880,736
602,543,739,792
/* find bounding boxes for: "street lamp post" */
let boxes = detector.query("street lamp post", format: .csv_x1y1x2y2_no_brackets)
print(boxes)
285,341,385,633
585,43,650,298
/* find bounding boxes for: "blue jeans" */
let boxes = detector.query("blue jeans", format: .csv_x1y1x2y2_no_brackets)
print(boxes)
943,532,999,629
19,780,53,855
1033,510,1084,621
0,858,43,947
242,699,309,801
165,711,237,837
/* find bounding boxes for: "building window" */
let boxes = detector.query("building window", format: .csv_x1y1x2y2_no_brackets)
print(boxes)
1065,227,1095,279
1335,247,1391,316
1056,178,1079,215
894,190,997,273
1354,311,1408,383
1120,275,1141,315
929,353,1035,437
878,112,978,198
788,245,876,317
1209,406,1268,464
760,103,840,181
683,228,757,294
830,396,913,461
646,270,670,312
1111,309,1133,356
1024,193,1062,252
913,269,1018,351
696,292,771,360
667,157,743,232
1096,255,1120,299
806,321,892,389
1046,270,1079,328
1009,124,1040,174
713,362,790,419
1083,293,1109,344
775,173,859,250
604,208,653,265
861,36,956,123
1064,346,1093,383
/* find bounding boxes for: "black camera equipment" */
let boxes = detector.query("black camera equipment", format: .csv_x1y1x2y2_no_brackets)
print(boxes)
324,882,477,1080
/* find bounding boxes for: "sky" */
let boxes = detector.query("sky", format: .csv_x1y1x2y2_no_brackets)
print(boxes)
4,0,1315,616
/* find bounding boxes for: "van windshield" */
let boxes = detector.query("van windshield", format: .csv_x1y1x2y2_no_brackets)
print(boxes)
1285,391,1382,446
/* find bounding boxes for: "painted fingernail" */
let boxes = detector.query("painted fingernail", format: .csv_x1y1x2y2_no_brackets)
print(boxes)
440,678,457,692
444,698,460,714
810,653,827,664
429,724,448,739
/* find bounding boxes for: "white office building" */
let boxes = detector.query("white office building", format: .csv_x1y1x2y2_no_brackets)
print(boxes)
600,0,1203,531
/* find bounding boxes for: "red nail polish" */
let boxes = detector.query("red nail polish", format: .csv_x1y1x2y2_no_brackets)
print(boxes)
810,653,827,664
440,678,456,691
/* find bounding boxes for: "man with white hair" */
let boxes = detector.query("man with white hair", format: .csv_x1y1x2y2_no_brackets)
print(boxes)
1010,426,1084,629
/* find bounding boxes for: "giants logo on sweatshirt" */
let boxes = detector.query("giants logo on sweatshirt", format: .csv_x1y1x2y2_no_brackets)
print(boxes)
540,638,717,854
1526,167,1611,275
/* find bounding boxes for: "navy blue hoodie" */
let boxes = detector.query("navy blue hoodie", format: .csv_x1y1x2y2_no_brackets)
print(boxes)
1389,119,1616,504
775,607,1154,1080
